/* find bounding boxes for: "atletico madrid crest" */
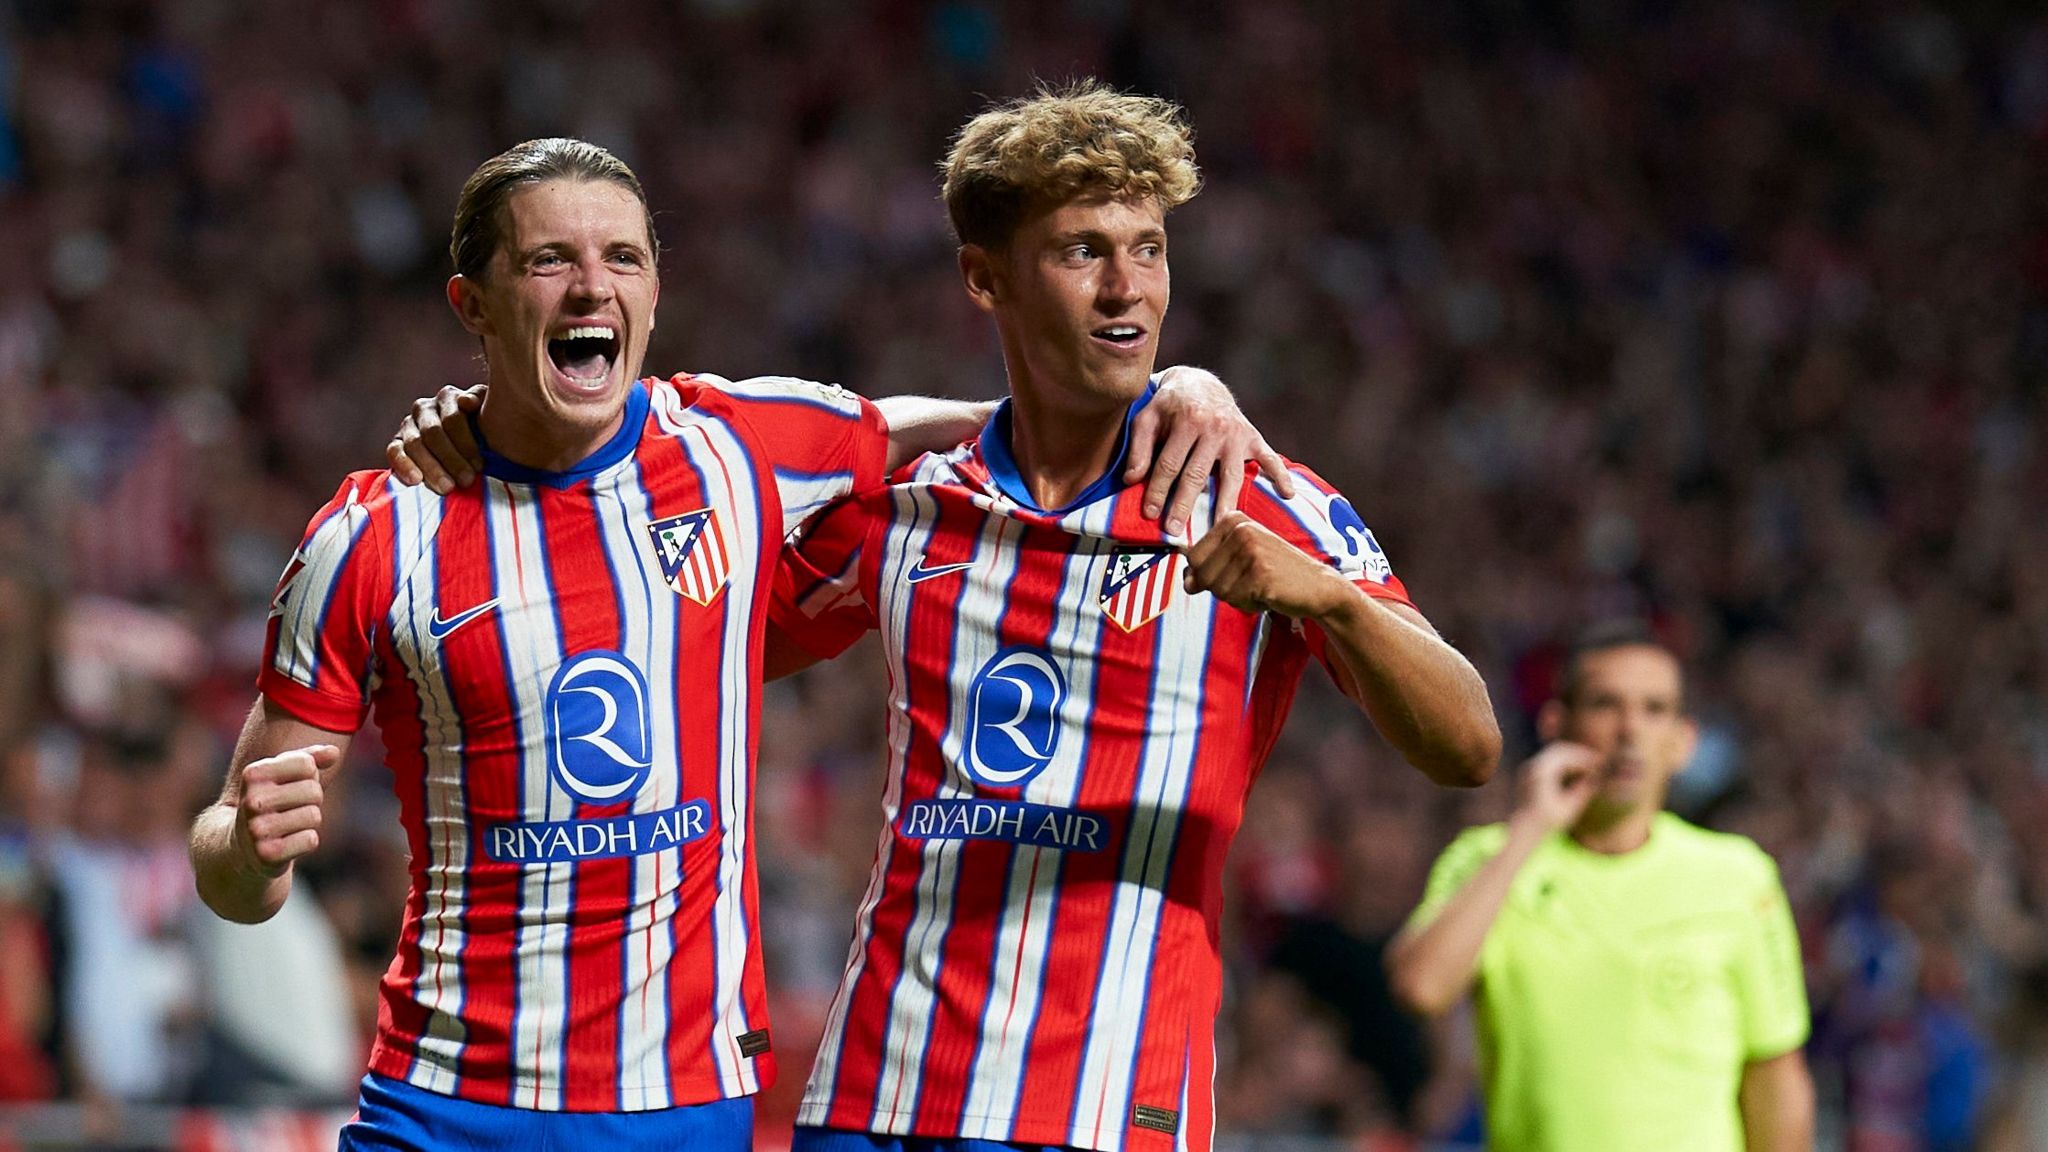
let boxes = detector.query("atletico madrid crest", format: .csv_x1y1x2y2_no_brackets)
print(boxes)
648,509,731,605
1099,548,1180,633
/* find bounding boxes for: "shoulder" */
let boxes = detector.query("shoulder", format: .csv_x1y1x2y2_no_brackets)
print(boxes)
1656,814,1782,886
687,371,869,417
1237,459,1396,585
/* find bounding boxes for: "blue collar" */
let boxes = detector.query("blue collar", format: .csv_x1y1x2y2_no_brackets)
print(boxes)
475,382,649,488
979,378,1158,515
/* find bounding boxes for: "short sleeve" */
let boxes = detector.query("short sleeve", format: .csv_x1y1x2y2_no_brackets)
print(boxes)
1239,462,1417,676
1733,852,1811,1060
1405,824,1508,935
706,374,890,534
769,492,882,662
257,473,391,732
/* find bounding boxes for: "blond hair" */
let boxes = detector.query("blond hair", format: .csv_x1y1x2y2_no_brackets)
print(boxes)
942,80,1202,249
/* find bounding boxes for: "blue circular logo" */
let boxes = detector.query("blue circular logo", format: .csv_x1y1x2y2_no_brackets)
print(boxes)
545,650,653,805
966,647,1067,789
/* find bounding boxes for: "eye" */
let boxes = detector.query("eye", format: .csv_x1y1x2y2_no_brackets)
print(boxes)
1136,243,1164,260
531,252,565,270
609,250,645,269
1063,243,1097,263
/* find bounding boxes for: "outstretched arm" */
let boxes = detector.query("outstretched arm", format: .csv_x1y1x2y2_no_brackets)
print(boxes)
190,698,350,924
1182,512,1500,785
1384,744,1601,1015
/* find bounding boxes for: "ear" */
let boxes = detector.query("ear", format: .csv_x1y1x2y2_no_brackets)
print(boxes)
959,245,1001,315
1536,699,1565,743
448,275,492,338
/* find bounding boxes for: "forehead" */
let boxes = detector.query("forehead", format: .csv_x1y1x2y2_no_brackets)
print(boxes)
500,179,648,248
1573,645,1683,700
1026,191,1167,238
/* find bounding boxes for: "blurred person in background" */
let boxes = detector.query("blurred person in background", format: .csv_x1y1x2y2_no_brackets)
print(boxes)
1388,624,1814,1152
195,134,1270,1152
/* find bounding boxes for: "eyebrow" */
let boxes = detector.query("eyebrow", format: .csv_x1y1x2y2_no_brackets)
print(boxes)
1049,228,1168,246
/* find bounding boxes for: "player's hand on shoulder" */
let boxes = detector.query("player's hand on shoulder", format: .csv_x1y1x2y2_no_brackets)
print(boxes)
233,745,342,879
1127,366,1294,537
1182,511,1350,620
386,384,487,494
1516,742,1602,831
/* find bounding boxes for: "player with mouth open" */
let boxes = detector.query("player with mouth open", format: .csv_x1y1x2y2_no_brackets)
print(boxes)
189,136,1285,1152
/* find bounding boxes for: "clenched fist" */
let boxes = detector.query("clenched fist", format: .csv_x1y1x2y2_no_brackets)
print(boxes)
234,745,341,878
1182,512,1352,619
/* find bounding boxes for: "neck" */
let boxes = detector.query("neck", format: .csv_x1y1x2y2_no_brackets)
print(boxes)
1002,374,1135,509
475,385,625,473
1570,802,1658,855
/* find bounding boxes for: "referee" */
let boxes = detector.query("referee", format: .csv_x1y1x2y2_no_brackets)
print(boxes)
1388,626,1814,1151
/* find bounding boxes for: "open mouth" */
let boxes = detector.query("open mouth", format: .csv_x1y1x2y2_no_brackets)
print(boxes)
1092,323,1146,349
547,325,620,385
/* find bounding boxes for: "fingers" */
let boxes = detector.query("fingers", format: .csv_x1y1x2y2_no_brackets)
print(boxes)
1162,436,1222,538
1143,424,1199,523
1182,512,1252,594
412,393,478,493
1214,451,1246,520
238,745,334,875
434,385,484,473
399,399,457,495
387,433,425,486
1253,438,1295,499
454,383,487,412
1123,406,1161,485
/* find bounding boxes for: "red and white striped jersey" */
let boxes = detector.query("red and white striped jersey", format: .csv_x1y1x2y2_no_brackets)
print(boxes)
770,393,1414,1152
259,374,887,1113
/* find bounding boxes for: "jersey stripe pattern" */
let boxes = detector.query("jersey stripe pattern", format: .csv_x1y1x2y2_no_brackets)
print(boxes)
259,374,886,1113
771,404,1413,1152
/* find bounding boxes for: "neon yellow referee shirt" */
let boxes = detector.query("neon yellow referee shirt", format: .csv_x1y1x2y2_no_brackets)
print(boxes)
1409,812,1809,1152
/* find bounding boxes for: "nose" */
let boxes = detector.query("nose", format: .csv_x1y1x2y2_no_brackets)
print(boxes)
566,254,615,308
1098,253,1143,310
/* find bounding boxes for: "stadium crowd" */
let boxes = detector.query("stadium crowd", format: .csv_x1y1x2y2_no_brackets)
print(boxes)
0,0,2042,1148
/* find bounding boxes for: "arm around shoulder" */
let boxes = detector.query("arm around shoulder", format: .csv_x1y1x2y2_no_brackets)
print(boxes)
190,697,351,924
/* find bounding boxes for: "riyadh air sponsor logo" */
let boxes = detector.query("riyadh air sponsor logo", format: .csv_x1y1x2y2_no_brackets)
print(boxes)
900,799,1107,852
906,557,975,584
479,649,714,865
483,801,711,864
965,647,1066,789
545,650,652,804
427,598,499,641
647,508,730,604
1099,548,1180,632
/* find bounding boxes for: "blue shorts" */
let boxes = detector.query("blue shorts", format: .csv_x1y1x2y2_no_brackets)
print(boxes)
338,1072,754,1152
792,1126,1074,1152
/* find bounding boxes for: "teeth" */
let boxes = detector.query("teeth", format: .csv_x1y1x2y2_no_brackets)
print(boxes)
1101,326,1140,338
558,325,616,341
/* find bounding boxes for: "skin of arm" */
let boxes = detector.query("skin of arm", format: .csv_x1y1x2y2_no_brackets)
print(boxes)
1182,511,1502,786
1383,742,1602,1015
1739,1049,1816,1152
189,698,350,925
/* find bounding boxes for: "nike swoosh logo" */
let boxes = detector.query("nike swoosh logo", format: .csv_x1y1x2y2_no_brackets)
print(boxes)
906,559,976,584
427,599,501,641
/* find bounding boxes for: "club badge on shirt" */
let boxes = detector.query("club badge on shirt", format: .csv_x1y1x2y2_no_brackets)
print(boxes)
649,509,730,605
